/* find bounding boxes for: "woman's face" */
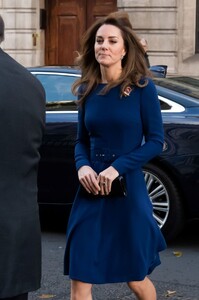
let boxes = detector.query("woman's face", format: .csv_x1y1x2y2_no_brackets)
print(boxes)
94,24,126,68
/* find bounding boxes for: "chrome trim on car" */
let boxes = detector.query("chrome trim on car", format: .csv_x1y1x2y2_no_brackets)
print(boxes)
46,111,77,114
31,71,81,77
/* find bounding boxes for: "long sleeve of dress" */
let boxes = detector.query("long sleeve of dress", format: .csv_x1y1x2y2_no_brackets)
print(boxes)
75,106,91,170
111,79,164,175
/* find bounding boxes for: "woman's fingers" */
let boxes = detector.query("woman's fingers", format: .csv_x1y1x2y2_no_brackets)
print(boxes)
78,166,119,196
81,174,100,195
99,178,111,195
78,166,100,195
98,166,119,195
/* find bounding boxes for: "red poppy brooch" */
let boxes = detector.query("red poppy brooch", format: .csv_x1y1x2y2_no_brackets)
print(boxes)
123,86,132,97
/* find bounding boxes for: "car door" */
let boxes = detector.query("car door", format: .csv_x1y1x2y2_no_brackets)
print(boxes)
33,71,80,206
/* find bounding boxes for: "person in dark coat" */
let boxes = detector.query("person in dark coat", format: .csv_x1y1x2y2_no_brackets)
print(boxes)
0,15,45,300
64,11,166,300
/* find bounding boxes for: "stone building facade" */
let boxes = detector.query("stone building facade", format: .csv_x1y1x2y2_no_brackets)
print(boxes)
0,0,198,76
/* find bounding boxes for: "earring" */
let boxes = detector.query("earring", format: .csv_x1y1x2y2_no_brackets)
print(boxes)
121,54,125,60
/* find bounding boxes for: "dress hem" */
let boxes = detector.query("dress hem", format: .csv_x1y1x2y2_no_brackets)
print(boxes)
64,260,161,284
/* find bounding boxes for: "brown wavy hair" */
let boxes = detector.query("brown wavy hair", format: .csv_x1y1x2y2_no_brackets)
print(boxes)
72,11,151,105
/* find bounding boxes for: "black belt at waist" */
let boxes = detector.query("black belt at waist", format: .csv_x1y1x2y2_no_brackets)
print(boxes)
90,149,120,162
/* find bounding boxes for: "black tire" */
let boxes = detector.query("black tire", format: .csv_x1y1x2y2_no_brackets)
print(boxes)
143,163,185,242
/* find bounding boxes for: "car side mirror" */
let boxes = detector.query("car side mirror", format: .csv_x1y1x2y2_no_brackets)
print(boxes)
149,65,168,78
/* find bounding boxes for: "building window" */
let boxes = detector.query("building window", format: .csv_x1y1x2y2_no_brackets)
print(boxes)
196,0,199,52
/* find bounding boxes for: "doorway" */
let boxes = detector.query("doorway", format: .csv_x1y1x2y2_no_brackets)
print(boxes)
45,0,117,65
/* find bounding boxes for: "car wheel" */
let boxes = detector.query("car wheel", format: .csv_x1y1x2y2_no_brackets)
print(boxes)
143,163,185,241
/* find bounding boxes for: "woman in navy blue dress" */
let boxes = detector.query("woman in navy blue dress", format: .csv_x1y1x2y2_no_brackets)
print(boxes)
64,11,166,300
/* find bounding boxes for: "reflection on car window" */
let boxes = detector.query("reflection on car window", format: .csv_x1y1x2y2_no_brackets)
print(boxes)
159,100,171,110
36,74,77,102
154,77,199,99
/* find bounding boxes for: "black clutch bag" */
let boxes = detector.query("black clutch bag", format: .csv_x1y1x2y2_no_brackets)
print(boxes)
109,175,127,197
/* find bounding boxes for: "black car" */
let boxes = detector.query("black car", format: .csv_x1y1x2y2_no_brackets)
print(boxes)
29,67,199,241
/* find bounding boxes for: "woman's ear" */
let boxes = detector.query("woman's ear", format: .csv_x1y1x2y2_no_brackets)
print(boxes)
123,48,126,57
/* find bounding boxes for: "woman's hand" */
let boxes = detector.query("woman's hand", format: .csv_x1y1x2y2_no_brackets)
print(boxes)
78,165,100,195
98,166,119,195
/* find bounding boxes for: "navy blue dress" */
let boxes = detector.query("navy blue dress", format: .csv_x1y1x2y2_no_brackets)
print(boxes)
64,78,167,284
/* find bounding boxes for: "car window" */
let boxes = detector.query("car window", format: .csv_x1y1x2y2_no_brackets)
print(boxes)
158,96,185,113
36,74,77,102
